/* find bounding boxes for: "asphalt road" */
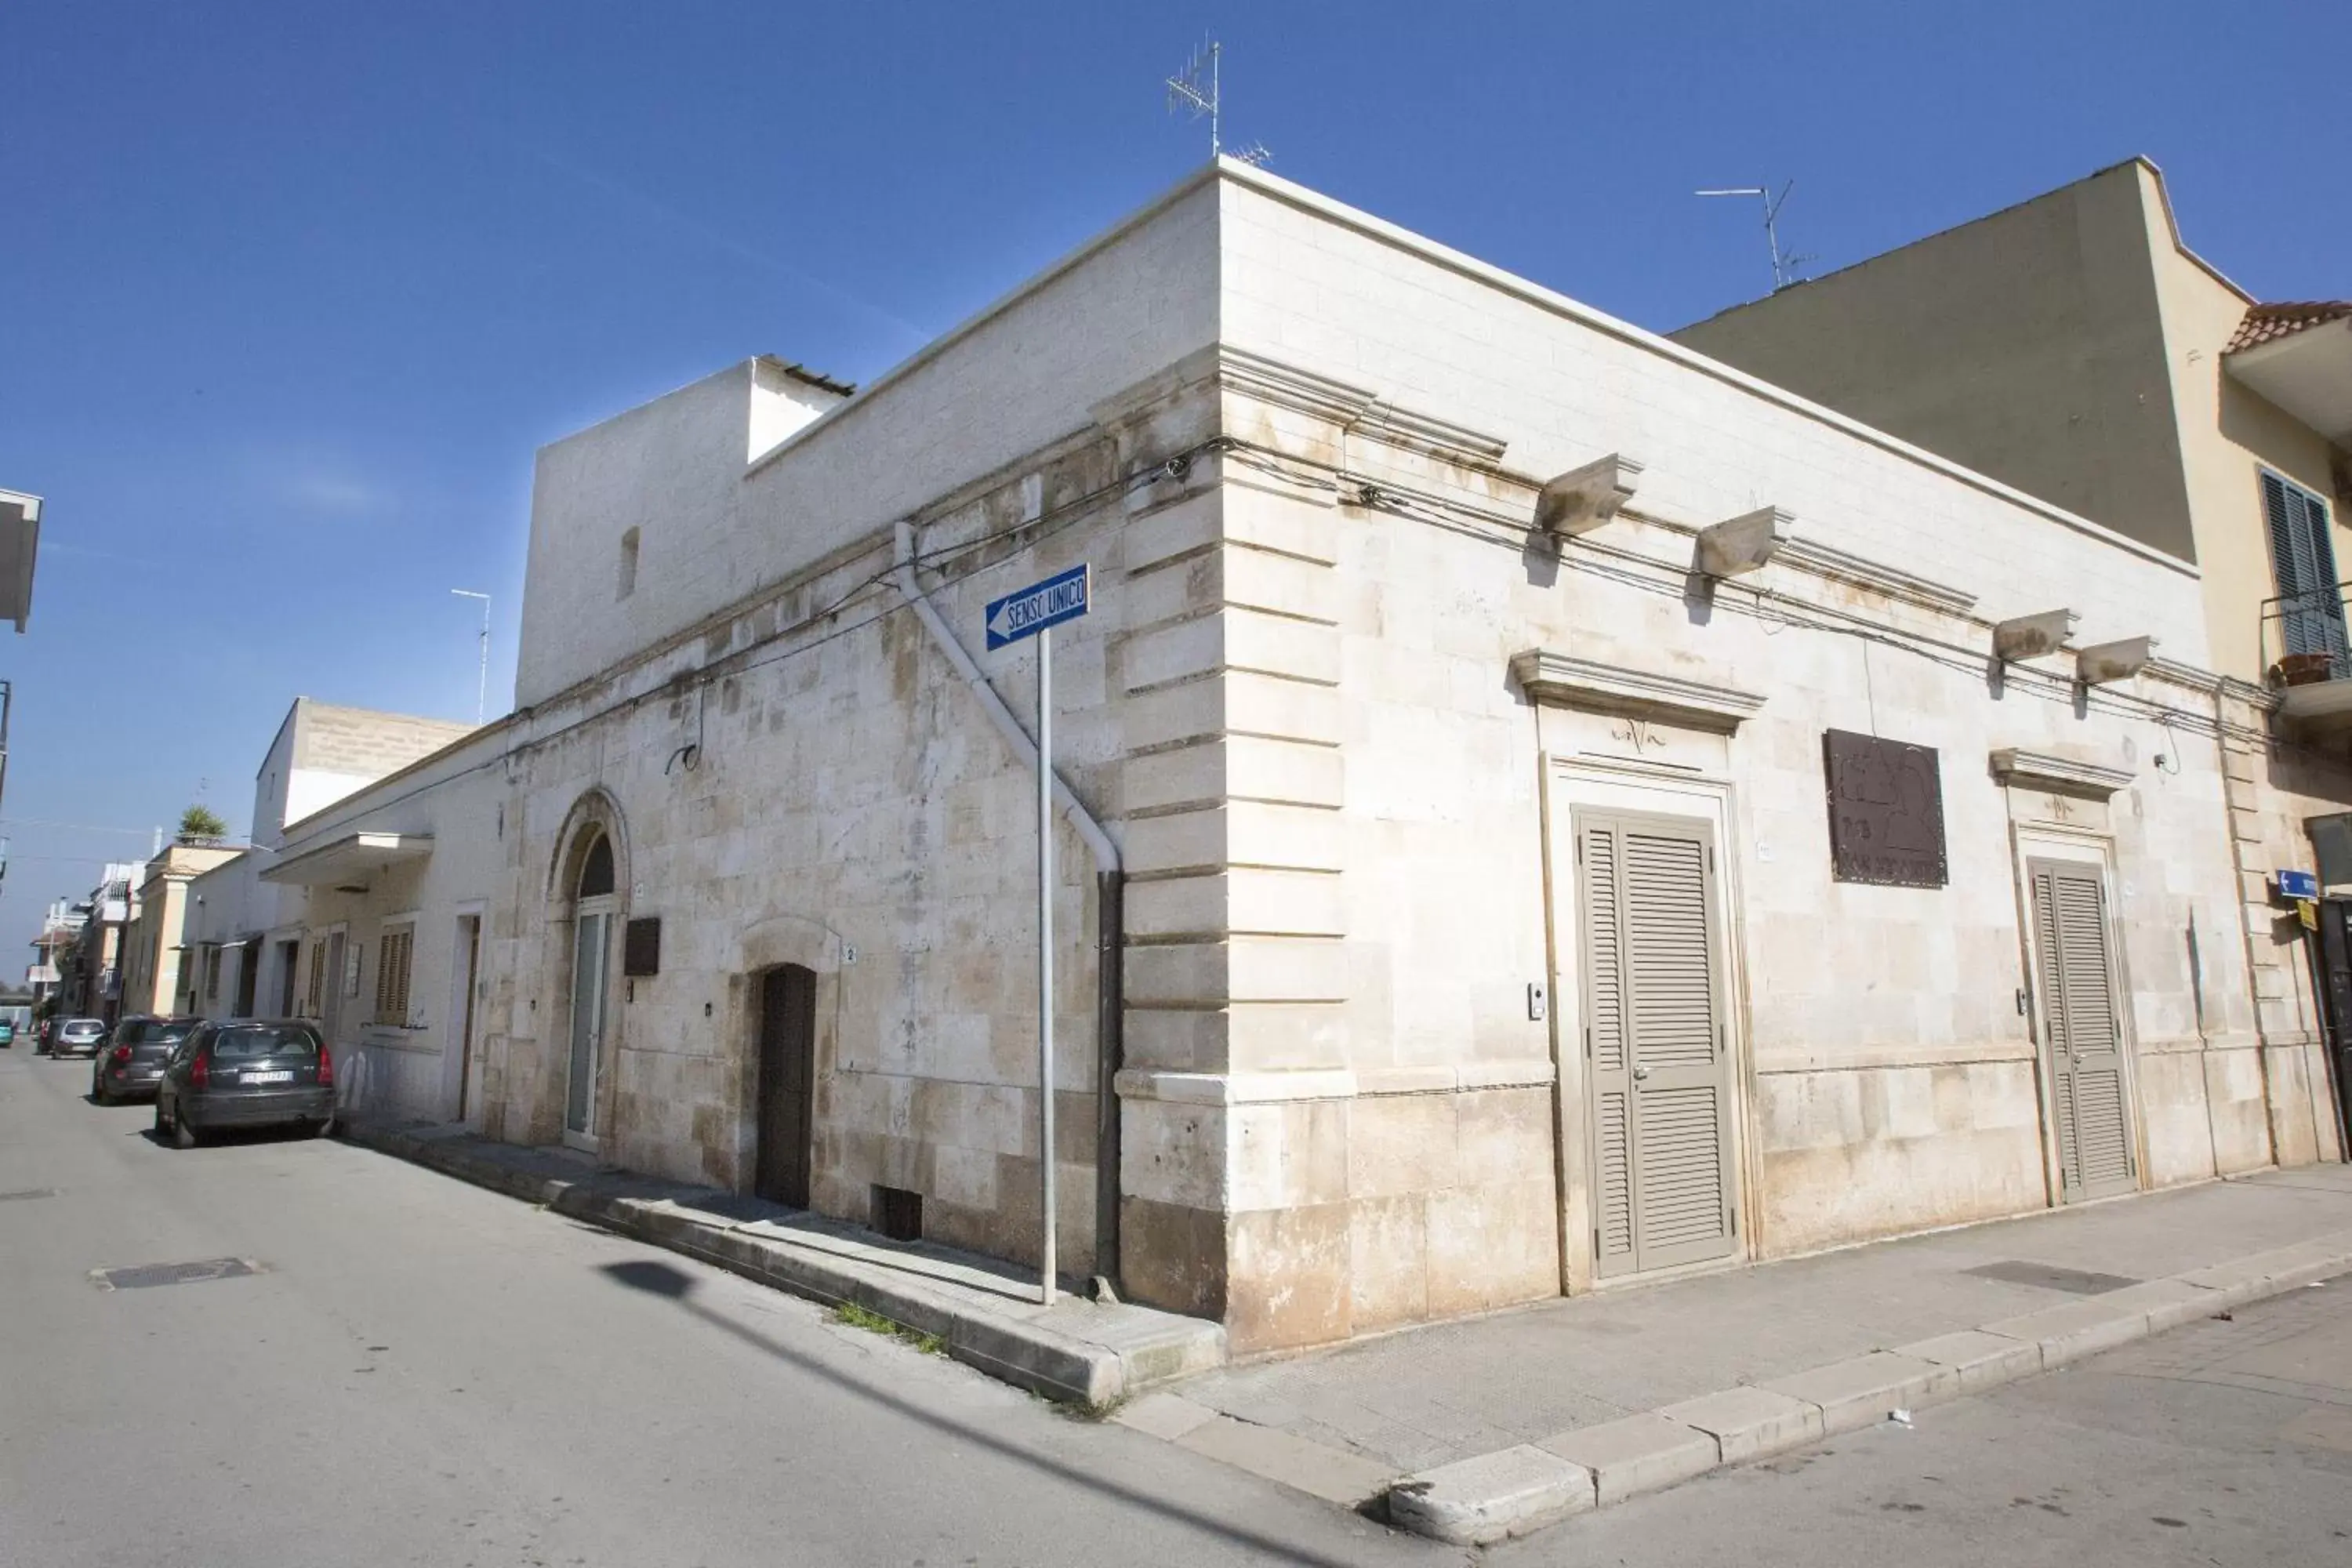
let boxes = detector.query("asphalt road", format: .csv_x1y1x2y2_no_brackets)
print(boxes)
0,1050,1434,1568
7,1044,2349,1568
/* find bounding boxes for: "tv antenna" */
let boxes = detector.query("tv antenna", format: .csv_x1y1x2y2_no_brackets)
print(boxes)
1696,181,1813,292
1167,38,1270,165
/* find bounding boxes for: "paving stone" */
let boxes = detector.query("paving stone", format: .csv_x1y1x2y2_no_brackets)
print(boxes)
1980,1296,2148,1368
1110,1391,1218,1443
1893,1328,2042,1393
1656,1385,1824,1464
1534,1413,1720,1505
1759,1351,1958,1435
1173,1416,1399,1505
2096,1278,2222,1334
2176,1234,2352,1305
1385,1445,1596,1546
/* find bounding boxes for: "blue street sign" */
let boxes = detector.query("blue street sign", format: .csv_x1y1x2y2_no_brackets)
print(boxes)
985,564,1091,650
2276,869,2319,901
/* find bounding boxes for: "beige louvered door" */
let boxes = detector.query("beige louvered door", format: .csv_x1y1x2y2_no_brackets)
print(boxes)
1578,814,1738,1279
2029,860,2136,1200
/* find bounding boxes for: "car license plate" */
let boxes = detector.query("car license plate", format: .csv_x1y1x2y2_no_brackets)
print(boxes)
242,1070,294,1084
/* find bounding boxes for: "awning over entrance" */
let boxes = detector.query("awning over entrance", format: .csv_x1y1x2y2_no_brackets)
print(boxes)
260,832,432,891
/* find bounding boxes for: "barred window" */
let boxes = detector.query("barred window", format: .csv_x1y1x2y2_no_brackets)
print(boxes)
375,927,414,1026
304,941,326,1017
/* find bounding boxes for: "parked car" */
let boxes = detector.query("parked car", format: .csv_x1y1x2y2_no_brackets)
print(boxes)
53,1018,109,1058
0,1021,14,1047
35,1017,59,1054
154,1021,336,1147
90,1015,201,1104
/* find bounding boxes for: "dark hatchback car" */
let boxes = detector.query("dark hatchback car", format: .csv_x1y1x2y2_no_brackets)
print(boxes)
90,1014,201,1104
154,1021,336,1147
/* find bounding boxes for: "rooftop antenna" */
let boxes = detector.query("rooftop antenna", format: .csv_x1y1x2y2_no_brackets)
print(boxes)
1696,181,1813,292
452,589,491,724
1167,38,1271,165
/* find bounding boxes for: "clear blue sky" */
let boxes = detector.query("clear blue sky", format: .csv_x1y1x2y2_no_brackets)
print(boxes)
2,1,2340,960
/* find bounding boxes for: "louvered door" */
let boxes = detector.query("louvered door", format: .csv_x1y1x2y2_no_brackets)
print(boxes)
1578,814,1737,1278
2029,859,2136,1201
2263,472,2349,673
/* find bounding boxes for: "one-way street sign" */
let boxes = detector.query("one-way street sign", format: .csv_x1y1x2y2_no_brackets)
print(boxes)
985,564,1090,650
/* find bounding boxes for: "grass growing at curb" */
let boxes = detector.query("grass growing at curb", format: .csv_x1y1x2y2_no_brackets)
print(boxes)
833,1301,947,1356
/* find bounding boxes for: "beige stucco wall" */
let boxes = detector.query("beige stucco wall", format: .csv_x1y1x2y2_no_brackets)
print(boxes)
2137,164,2351,683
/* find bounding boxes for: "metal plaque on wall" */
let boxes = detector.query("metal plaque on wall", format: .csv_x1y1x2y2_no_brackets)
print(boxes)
1823,729,1947,887
622,916,662,978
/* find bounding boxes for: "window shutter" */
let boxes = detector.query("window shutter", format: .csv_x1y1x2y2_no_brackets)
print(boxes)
2263,472,2348,666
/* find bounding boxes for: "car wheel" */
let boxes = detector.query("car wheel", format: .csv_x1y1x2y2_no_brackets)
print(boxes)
93,1082,111,1107
169,1104,197,1150
309,1116,335,1139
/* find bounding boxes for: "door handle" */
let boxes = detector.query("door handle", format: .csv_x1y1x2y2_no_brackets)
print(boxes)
1632,1065,1651,1081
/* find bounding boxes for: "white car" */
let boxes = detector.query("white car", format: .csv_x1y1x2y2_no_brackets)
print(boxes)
52,1018,108,1058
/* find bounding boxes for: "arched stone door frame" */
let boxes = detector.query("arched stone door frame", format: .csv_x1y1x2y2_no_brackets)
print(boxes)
547,789,630,1153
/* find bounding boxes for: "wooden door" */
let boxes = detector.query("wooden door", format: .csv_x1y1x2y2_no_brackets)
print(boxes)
754,965,817,1208
1579,813,1738,1279
455,916,481,1122
2030,859,2136,1200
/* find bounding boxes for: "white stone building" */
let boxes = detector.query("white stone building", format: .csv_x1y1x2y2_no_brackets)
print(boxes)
210,160,2343,1355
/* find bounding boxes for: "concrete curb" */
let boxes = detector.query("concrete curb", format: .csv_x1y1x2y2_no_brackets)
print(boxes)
1372,1230,2352,1544
339,1120,1224,1408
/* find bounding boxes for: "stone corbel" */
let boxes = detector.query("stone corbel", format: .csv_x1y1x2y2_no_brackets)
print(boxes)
1697,506,1792,578
1992,609,2078,662
2077,636,2158,685
1534,453,1642,539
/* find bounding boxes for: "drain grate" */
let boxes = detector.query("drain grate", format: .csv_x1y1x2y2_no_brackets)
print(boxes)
1965,1259,2139,1294
90,1258,263,1291
0,1188,58,1202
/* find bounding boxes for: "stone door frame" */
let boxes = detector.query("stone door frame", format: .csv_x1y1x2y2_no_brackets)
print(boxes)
2007,818,2147,1208
1541,751,1756,1298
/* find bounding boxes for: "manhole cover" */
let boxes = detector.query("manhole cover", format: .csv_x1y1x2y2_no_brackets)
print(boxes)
1965,1260,2139,1294
0,1188,58,1202
91,1258,263,1291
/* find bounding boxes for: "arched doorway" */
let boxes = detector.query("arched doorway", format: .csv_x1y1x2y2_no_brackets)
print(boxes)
566,832,618,1147
753,964,817,1207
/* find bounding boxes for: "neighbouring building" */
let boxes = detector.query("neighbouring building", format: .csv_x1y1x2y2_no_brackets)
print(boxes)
117,840,243,1018
56,862,137,1025
27,899,82,1005
203,158,2342,1356
1673,155,2352,1164
180,699,481,1098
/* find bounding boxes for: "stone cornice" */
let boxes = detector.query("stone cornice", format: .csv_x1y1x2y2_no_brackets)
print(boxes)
1773,536,1979,616
1990,747,2136,798
1510,648,1766,733
1214,345,1509,467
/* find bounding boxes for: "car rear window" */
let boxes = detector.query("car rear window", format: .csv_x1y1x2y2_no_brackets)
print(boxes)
64,1022,104,1035
209,1025,321,1060
120,1021,194,1045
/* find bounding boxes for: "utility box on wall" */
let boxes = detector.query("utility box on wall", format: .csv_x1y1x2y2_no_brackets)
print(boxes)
622,916,662,977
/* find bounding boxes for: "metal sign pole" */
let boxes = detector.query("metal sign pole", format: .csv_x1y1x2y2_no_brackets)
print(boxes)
1037,625,1057,1307
981,561,1088,1311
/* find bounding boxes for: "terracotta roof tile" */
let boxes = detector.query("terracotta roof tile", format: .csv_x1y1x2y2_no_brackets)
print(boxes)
2224,301,2352,355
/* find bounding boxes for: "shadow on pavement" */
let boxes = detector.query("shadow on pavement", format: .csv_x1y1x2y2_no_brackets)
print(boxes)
597,1260,1392,1568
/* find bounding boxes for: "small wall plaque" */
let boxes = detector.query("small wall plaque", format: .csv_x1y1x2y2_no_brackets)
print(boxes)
622,916,662,977
1824,730,1947,888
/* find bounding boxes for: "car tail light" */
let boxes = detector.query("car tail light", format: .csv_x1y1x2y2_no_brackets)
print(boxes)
111,1044,131,1064
190,1053,209,1090
316,1047,335,1088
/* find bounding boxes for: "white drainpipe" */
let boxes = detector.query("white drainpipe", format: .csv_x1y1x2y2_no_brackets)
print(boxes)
892,519,1127,1293
890,521,1119,875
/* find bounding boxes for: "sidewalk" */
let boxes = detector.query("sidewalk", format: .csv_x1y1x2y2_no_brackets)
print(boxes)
336,1117,1224,1407
1115,1165,2352,1544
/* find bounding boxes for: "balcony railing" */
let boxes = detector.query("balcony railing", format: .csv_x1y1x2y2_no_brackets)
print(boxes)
2260,582,2352,724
